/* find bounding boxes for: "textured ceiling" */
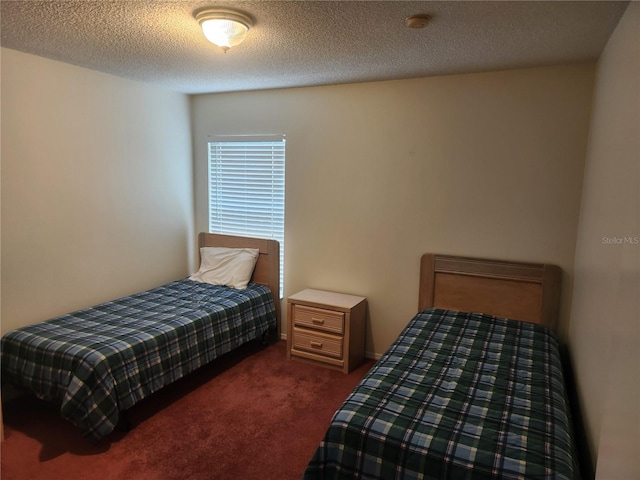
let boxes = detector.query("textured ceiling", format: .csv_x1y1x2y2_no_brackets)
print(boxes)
0,1,630,95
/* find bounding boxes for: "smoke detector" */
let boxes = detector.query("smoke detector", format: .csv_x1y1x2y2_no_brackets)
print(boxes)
406,14,432,29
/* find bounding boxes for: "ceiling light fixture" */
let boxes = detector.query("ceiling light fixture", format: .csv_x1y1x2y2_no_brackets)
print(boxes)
195,8,253,53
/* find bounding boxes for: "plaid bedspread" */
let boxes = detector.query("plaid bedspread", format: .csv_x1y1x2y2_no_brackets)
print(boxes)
1,279,276,441
304,309,579,480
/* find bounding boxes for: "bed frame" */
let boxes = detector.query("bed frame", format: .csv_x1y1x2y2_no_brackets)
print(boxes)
198,232,281,333
419,253,562,332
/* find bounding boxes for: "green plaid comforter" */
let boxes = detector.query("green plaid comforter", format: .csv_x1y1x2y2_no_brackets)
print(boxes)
304,309,579,480
1,279,276,441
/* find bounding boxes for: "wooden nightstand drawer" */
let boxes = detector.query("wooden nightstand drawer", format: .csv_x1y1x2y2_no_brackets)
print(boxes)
292,328,342,359
293,305,344,334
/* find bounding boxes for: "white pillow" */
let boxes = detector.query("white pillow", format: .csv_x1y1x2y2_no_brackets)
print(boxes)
189,246,259,289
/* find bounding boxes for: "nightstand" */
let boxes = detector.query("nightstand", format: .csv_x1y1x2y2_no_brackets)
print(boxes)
287,289,367,373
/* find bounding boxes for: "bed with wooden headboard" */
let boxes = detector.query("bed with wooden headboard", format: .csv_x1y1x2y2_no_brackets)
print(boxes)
1,233,280,442
304,253,579,480
198,232,281,329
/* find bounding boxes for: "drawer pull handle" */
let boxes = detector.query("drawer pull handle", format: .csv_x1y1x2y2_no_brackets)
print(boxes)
310,341,323,349
312,318,325,325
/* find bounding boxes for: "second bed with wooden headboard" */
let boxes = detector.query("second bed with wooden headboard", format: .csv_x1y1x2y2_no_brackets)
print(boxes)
304,253,579,480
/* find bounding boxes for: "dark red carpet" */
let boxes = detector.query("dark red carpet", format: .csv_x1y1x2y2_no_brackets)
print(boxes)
0,340,374,480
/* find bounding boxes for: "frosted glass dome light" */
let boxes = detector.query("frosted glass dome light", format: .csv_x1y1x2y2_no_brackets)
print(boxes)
195,9,253,53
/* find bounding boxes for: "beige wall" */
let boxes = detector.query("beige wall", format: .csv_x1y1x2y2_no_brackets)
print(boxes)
569,3,639,477
3,15,635,474
192,64,595,355
1,48,194,333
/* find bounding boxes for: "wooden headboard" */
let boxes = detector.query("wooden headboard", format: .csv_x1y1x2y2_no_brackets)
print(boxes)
197,233,281,330
419,253,561,332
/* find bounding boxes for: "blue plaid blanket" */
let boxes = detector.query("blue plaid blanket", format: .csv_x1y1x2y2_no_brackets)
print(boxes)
1,279,276,441
304,309,579,480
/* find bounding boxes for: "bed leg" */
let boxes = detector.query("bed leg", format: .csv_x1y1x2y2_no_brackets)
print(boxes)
116,411,132,432
261,327,277,346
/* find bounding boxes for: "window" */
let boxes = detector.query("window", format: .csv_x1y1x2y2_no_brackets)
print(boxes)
207,135,285,294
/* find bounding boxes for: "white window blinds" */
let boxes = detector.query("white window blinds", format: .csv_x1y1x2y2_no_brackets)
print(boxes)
207,135,285,293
